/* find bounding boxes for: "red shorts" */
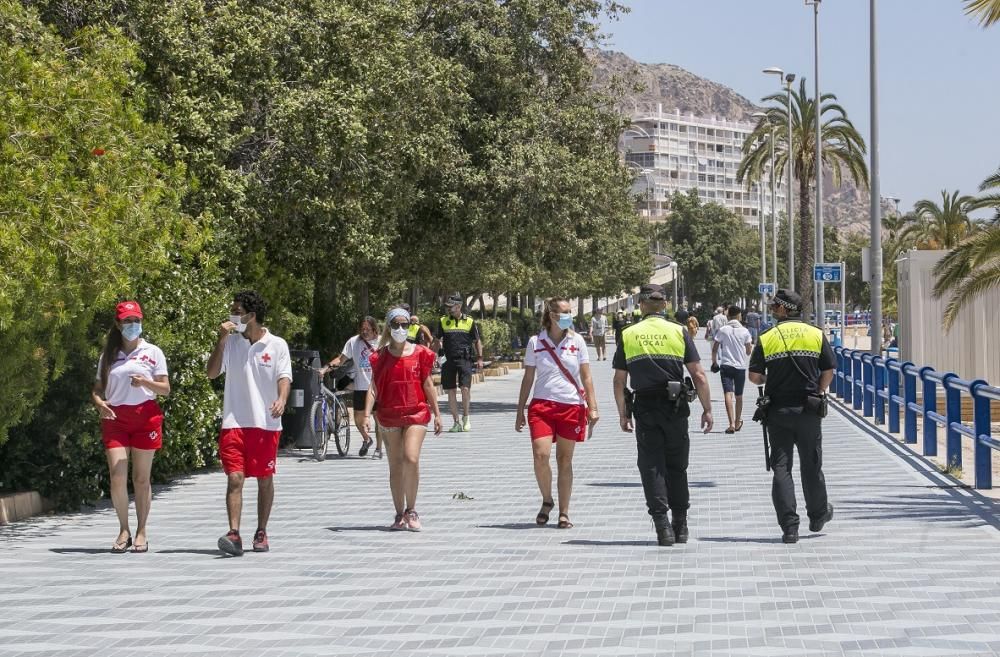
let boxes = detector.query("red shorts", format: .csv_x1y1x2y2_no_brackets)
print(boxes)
219,427,281,478
101,400,163,450
528,399,587,442
376,404,431,428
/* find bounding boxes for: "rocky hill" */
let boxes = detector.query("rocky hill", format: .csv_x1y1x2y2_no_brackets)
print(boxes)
591,50,872,232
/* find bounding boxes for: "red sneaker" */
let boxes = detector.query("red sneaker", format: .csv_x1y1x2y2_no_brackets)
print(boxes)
218,530,243,556
252,528,269,552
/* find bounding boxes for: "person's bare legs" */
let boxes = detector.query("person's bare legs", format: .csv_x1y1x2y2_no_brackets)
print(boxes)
374,418,383,452
724,391,736,431
225,472,245,530
555,438,577,517
735,395,744,428
531,437,554,508
383,430,405,514
256,477,274,530
460,386,471,422
447,389,460,424
401,426,427,510
106,447,131,545
130,449,155,546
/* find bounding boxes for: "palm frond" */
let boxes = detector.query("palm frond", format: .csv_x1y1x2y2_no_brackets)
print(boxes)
965,0,1000,27
942,258,1000,329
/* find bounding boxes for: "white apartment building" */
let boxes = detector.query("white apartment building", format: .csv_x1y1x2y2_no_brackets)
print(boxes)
620,105,787,227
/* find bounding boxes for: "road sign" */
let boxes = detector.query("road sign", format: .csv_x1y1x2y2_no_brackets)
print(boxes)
814,263,843,283
758,283,775,296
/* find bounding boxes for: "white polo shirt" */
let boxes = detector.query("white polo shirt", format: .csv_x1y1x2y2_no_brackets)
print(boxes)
524,330,589,405
714,320,753,369
220,330,293,431
96,339,168,407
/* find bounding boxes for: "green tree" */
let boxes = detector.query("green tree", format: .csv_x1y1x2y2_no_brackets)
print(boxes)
737,78,869,318
656,191,761,306
900,190,978,250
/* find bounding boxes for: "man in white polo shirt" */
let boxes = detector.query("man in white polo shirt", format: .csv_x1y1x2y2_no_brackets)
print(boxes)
711,305,753,435
207,290,292,556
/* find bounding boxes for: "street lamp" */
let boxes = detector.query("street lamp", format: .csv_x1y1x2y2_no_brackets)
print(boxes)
765,70,797,291
869,0,883,354
669,261,679,310
752,112,777,292
805,0,825,329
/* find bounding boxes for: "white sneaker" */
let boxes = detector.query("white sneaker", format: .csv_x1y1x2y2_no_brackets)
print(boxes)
373,448,383,459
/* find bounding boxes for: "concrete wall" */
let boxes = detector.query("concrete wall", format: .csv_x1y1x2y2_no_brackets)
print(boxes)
897,249,1000,383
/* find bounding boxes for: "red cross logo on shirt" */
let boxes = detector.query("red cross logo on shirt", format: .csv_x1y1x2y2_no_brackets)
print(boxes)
261,353,271,363
565,345,578,354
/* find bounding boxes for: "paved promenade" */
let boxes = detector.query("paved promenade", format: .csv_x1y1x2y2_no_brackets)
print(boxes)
4,342,1000,656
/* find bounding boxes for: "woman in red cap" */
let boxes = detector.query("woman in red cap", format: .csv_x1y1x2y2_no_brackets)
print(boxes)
91,301,170,553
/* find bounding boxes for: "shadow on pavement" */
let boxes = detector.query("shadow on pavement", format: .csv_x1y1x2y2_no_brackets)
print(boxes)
698,535,819,544
478,523,542,530
586,481,717,488
326,525,396,533
48,548,113,555
563,539,656,547
469,401,521,414
156,549,226,556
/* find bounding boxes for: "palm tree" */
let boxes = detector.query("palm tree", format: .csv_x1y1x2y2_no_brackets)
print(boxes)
970,166,1000,223
737,78,868,315
900,190,977,250
932,226,1000,328
965,0,1000,26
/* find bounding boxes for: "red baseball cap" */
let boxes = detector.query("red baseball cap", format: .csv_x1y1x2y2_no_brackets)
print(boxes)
116,301,143,320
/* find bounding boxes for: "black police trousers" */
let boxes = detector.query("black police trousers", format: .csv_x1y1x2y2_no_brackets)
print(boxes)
634,398,690,526
767,409,829,530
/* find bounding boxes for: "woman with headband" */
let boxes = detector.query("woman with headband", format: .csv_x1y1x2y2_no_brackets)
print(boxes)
362,307,443,530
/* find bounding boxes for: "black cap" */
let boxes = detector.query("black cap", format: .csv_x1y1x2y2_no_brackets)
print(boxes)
445,294,462,307
639,283,666,301
771,289,802,312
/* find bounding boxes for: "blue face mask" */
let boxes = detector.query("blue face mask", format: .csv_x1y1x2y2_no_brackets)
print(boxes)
557,313,574,330
121,323,142,341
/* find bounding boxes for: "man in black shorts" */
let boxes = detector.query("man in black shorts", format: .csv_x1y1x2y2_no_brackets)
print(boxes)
433,294,483,433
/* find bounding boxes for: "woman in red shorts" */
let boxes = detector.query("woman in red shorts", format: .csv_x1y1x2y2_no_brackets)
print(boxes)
361,307,442,531
515,297,599,529
91,301,170,553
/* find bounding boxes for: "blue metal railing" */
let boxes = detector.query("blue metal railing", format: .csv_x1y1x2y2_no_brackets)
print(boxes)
835,346,1000,489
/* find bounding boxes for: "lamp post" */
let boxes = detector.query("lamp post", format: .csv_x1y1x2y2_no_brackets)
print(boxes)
752,112,776,293
669,261,679,310
762,69,785,292
805,0,824,329
869,0,882,354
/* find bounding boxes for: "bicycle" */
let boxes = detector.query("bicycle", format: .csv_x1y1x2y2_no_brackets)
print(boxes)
305,365,352,461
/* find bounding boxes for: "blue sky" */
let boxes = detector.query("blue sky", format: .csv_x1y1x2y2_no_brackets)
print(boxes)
599,0,1000,215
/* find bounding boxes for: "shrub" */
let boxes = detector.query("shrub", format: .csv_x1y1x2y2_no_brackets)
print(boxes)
476,319,511,360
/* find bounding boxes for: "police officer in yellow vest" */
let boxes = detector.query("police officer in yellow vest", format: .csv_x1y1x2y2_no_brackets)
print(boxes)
748,289,836,544
613,284,713,546
433,294,483,433
399,304,433,347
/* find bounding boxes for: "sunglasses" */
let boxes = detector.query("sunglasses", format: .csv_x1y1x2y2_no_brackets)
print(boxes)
391,321,411,329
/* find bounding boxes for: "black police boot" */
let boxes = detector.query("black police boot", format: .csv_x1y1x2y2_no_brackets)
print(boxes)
782,526,799,544
809,503,834,533
654,519,675,547
671,513,688,544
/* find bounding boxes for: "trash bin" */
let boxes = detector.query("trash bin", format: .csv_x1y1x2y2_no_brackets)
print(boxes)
830,328,842,348
285,349,321,448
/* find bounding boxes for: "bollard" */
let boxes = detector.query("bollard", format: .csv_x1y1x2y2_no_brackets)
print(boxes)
887,359,900,434
862,354,874,418
903,362,917,444
971,381,992,490
873,356,885,425
920,366,938,457
942,373,962,471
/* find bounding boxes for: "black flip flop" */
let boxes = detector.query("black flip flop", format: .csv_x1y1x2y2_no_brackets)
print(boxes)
132,542,149,553
111,535,132,554
735,420,744,432
557,513,574,529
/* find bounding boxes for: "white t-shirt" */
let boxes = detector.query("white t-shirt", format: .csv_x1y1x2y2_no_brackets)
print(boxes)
590,315,607,336
96,339,168,407
220,330,293,431
709,313,728,337
524,330,589,405
341,334,377,391
714,320,753,369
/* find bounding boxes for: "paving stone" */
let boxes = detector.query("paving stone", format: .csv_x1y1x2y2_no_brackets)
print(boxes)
4,342,1000,656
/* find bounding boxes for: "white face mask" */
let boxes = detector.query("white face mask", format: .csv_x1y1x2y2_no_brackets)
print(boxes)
390,327,408,343
229,314,248,334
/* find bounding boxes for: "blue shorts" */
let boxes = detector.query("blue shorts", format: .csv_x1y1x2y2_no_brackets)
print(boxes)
720,366,746,396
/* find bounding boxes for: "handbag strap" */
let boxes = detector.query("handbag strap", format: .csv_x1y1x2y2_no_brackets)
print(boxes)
536,336,586,402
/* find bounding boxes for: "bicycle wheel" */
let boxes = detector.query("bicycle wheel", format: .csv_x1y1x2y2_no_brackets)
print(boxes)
333,396,351,457
310,399,330,462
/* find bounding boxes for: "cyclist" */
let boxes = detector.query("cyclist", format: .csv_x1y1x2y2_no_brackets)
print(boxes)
433,294,483,433
322,317,382,458
362,307,443,530
92,301,170,554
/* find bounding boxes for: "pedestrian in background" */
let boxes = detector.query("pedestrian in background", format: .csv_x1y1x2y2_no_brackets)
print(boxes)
712,306,753,434
322,317,382,458
515,297,599,529
590,307,608,360
92,301,170,554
